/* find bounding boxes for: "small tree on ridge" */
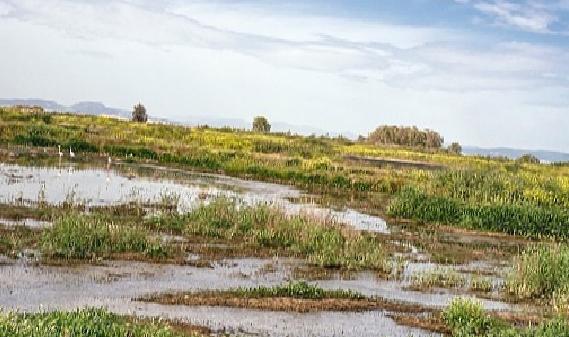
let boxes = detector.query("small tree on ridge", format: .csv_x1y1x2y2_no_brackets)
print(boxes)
252,116,271,133
132,103,148,123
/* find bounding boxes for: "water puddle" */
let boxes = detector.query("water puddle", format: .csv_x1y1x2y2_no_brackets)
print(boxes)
0,163,389,233
0,258,441,337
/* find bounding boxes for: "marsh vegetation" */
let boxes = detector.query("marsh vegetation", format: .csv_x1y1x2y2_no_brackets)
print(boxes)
2,108,569,336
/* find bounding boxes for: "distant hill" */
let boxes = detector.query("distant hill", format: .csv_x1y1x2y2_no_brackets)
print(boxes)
0,98,354,138
463,146,569,163
0,99,130,118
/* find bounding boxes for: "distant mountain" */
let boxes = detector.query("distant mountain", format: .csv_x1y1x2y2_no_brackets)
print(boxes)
0,98,130,118
0,98,354,138
463,146,569,163
69,101,130,118
0,99,66,111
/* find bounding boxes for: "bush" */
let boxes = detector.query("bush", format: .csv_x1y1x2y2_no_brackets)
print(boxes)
252,116,271,133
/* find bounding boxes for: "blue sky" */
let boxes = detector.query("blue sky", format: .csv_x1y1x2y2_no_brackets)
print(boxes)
0,0,568,151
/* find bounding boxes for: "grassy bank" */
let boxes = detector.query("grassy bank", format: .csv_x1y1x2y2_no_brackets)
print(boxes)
443,298,569,337
0,309,203,337
139,281,431,313
4,108,569,238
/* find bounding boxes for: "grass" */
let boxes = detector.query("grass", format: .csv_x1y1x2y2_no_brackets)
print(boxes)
0,225,40,257
139,281,432,313
0,308,202,337
443,298,569,337
178,198,393,272
222,281,364,300
41,214,169,260
409,267,466,290
469,275,494,293
5,108,569,239
388,187,569,239
506,244,569,310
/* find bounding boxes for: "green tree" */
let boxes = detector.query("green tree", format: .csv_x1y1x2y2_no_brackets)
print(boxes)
448,142,462,155
252,116,271,133
132,103,148,123
517,153,540,164
367,125,444,149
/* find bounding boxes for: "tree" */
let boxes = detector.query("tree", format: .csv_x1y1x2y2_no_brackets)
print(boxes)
448,142,462,155
367,125,444,149
517,153,540,164
132,103,148,123
252,116,271,133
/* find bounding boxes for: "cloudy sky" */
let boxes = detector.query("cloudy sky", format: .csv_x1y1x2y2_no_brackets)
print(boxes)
0,0,568,151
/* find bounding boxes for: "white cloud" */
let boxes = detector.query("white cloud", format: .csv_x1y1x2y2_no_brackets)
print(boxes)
0,1,13,16
0,0,568,150
459,0,569,34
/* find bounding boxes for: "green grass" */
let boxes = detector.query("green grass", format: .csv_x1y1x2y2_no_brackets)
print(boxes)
5,108,569,239
443,298,569,337
0,309,201,337
469,276,493,293
506,244,569,305
224,281,364,300
168,198,393,272
410,267,466,290
388,187,569,239
41,214,169,260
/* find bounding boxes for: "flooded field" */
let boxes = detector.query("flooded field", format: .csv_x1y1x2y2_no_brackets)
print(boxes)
0,161,539,336
0,162,388,233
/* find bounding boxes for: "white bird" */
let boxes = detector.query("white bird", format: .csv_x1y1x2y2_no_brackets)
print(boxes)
57,145,63,157
69,147,75,158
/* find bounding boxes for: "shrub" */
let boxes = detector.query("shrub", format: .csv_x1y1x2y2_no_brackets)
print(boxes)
252,116,271,133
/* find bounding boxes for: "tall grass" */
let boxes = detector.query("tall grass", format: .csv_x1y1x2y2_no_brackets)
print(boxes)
506,244,569,303
176,198,392,272
443,298,569,337
388,188,569,239
410,268,465,290
0,309,200,337
41,215,168,259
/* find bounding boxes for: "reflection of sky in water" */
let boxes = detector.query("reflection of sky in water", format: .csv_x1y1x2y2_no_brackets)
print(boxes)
0,163,389,233
0,259,440,337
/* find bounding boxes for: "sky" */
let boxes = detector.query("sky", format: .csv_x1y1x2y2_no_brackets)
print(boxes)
0,0,568,151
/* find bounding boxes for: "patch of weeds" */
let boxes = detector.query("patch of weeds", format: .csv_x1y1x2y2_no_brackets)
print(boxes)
410,267,466,290
41,214,169,260
469,275,494,293
181,198,393,272
0,308,203,337
443,298,569,337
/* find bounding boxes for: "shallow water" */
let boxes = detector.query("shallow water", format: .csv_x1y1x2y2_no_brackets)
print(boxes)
0,258,439,337
0,163,388,233
0,161,525,336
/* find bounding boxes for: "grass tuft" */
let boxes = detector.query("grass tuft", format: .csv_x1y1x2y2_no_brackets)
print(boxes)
41,214,168,260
